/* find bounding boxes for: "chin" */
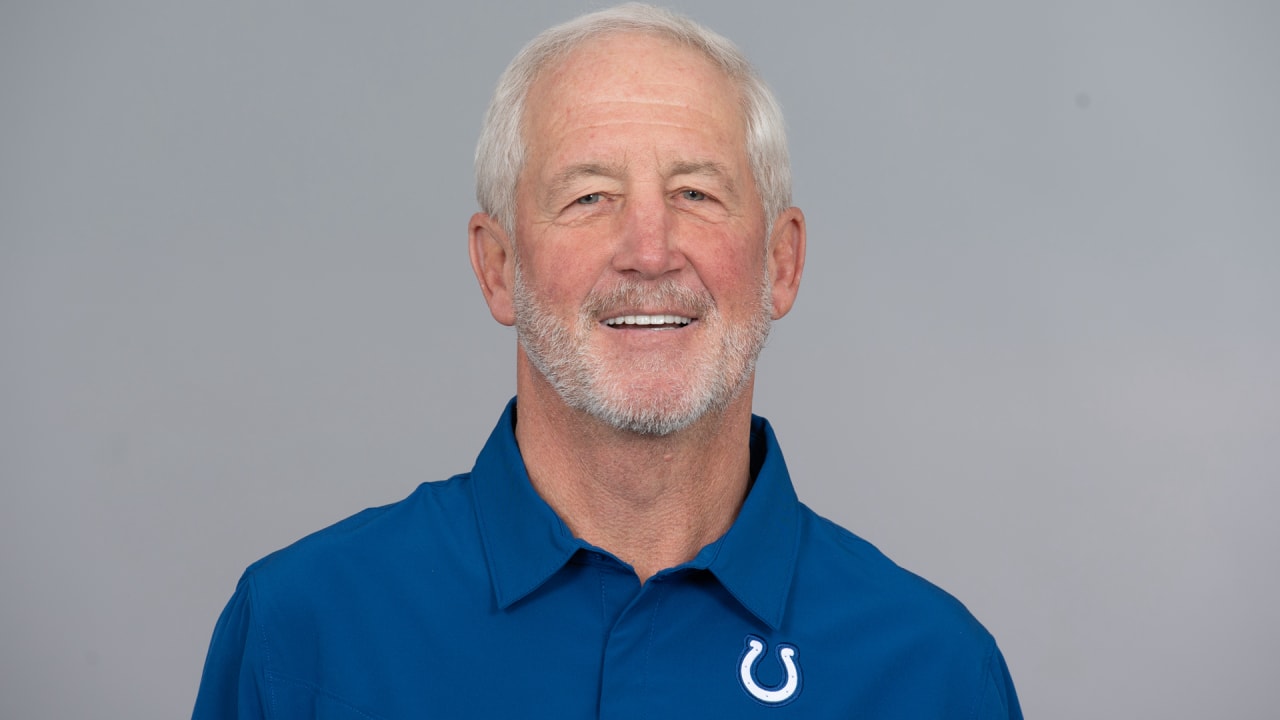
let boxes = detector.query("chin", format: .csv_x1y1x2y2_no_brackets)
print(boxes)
583,399,708,436
574,370,750,437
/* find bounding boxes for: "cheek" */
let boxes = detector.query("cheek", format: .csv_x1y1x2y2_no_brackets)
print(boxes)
522,227,620,297
520,251,599,310
690,245,768,311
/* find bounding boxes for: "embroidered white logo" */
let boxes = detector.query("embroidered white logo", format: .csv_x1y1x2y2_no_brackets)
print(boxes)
738,635,802,706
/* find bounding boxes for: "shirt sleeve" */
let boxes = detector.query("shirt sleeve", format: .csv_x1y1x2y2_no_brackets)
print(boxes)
975,643,1024,720
192,572,271,720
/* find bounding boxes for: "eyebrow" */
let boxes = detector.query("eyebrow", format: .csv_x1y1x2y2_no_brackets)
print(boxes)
541,159,739,202
667,160,738,196
544,162,627,203
667,160,730,178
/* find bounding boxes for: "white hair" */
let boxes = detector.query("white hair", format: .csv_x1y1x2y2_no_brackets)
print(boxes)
474,2,792,235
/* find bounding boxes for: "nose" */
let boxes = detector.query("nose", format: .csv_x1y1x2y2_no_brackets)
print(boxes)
611,192,686,279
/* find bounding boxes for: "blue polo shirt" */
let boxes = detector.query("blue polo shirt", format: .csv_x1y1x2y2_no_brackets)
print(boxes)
194,401,1021,718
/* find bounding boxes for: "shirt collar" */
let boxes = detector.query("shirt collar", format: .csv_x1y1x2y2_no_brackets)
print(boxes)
693,415,801,630
470,399,581,610
470,399,801,629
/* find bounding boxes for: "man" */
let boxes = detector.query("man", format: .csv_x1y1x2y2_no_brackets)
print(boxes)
194,4,1022,718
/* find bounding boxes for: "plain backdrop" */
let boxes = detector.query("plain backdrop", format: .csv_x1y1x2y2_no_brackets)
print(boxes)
3,1,1278,718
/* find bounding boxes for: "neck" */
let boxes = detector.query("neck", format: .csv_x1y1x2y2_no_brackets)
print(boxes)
514,359,755,584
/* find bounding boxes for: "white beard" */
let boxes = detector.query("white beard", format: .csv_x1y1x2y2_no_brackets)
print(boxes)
513,258,773,436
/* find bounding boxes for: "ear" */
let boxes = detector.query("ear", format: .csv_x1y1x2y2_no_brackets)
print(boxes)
469,212,517,326
766,207,806,319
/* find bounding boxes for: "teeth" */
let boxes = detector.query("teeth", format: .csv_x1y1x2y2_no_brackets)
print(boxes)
604,314,692,327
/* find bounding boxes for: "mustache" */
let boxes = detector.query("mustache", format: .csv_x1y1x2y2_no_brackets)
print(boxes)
580,280,715,319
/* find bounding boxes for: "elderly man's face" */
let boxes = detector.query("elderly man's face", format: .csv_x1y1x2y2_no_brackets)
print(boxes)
508,33,783,434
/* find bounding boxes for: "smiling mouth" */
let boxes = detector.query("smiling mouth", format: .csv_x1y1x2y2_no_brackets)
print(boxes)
603,314,694,328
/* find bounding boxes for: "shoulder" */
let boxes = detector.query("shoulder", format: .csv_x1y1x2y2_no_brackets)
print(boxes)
788,506,1016,714
792,503,995,645
195,475,491,716
243,474,479,598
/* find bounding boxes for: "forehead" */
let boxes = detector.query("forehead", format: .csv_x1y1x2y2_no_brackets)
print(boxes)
521,33,748,162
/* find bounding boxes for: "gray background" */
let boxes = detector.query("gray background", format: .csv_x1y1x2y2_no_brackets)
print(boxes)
3,1,1277,718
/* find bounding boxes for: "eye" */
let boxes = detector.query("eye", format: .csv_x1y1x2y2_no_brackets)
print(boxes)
681,189,707,201
576,193,603,205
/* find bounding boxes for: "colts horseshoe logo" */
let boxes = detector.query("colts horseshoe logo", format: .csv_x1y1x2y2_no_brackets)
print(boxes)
738,635,802,706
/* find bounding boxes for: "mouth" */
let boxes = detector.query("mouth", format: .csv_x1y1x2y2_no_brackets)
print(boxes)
602,313,694,329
